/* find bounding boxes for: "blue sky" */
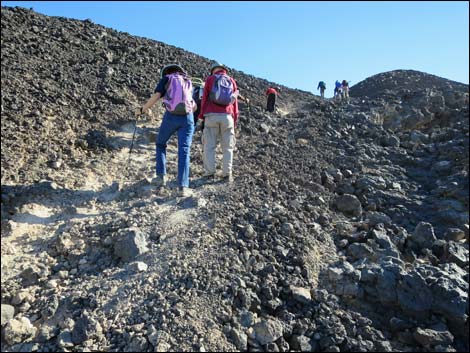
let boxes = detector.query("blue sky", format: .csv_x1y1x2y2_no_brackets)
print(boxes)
2,1,469,97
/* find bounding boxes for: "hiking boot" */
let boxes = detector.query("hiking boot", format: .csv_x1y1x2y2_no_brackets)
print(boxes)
222,174,234,184
178,187,190,197
151,174,167,187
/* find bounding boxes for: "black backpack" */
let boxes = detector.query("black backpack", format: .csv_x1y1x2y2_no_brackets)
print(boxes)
192,86,203,103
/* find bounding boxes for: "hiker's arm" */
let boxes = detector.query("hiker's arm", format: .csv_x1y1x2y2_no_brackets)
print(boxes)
233,79,239,126
198,77,211,120
142,92,162,113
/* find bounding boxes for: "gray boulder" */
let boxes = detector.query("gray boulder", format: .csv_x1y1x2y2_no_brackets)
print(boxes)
410,222,437,250
113,227,148,262
335,194,362,217
4,317,37,345
253,318,284,346
367,212,392,227
347,243,374,261
290,286,312,304
71,312,103,344
431,276,468,327
397,271,433,320
443,241,469,267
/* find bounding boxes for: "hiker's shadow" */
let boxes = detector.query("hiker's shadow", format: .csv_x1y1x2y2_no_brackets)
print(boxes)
1,180,148,228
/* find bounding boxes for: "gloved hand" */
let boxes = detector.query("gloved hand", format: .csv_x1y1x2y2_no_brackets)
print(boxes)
134,107,146,119
195,119,204,132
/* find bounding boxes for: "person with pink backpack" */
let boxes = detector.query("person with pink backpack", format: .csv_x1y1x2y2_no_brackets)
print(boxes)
136,63,196,196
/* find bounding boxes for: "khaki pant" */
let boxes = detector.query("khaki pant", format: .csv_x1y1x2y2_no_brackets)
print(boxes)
202,114,235,176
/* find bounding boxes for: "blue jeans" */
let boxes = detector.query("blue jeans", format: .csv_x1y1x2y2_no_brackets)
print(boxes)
156,111,194,187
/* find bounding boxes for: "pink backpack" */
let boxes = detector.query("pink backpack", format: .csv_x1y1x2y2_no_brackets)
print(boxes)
163,73,195,115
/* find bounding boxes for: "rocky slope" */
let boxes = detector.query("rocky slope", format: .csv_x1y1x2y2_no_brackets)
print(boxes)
1,6,469,353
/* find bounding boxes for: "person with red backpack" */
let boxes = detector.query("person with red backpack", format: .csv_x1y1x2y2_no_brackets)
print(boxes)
266,86,280,112
136,63,196,196
197,62,239,183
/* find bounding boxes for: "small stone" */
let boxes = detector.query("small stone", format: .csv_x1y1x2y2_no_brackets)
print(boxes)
413,328,454,347
291,335,315,352
11,291,34,306
129,261,148,272
239,310,255,328
1,304,15,326
290,286,312,304
335,194,362,217
245,224,256,238
366,212,392,226
444,228,466,242
229,328,248,351
281,223,294,236
58,330,74,348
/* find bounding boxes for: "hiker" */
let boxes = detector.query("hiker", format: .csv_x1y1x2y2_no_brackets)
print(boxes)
135,63,196,196
317,81,326,98
334,80,342,100
197,62,239,183
341,79,349,100
192,78,204,127
266,86,280,113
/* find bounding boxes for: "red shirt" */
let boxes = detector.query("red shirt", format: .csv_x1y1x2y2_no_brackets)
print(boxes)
198,69,239,125
266,88,278,95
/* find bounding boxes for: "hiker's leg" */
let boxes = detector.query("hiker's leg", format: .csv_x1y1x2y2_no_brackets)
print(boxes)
176,114,195,187
155,112,177,176
202,116,218,175
267,94,275,112
220,115,235,176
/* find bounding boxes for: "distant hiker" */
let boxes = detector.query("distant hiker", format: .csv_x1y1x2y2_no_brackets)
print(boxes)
341,79,349,100
317,81,326,98
192,78,204,127
266,86,280,113
198,62,239,183
136,63,196,196
334,80,342,100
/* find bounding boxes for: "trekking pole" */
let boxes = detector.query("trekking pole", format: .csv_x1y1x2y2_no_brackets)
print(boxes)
127,116,139,173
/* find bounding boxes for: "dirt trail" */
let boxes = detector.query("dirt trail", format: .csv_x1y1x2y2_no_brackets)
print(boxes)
1,117,240,351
